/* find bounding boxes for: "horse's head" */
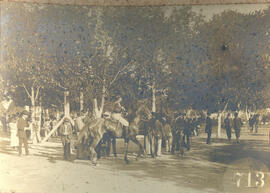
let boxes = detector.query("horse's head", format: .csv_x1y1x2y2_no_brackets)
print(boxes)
136,104,152,120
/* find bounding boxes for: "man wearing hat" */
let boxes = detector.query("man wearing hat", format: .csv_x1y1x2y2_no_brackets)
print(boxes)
17,110,29,156
60,118,73,160
233,112,242,144
111,96,129,127
205,112,212,144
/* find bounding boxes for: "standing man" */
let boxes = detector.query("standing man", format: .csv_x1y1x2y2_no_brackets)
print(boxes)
254,114,259,133
60,118,73,160
233,112,242,144
248,114,254,133
17,110,29,156
171,113,184,155
224,113,232,141
183,115,191,150
205,112,212,144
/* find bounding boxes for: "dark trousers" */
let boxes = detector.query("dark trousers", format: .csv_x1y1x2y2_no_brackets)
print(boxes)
225,127,231,140
63,142,71,160
255,124,258,133
235,129,240,143
171,131,180,154
106,135,117,157
19,137,29,155
206,131,211,144
183,133,190,150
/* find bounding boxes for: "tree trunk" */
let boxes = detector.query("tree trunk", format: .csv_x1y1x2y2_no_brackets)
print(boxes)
245,105,251,121
217,103,228,138
64,90,70,117
30,87,42,144
80,90,84,113
93,85,106,119
145,84,157,155
217,112,222,138
152,85,156,113
153,83,162,156
93,98,102,119
2,113,7,133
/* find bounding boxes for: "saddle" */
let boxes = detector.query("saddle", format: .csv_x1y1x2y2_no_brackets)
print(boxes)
105,118,124,137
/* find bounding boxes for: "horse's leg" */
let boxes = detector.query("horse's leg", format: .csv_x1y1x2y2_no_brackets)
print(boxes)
165,139,169,152
95,139,103,159
124,138,130,164
179,132,184,156
89,138,101,165
150,134,156,158
130,137,145,158
145,133,151,155
154,137,159,157
169,137,173,152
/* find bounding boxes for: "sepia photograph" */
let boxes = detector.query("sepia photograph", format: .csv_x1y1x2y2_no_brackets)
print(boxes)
0,1,270,193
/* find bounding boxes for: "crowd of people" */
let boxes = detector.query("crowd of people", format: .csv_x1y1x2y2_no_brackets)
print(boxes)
168,111,244,156
5,97,261,161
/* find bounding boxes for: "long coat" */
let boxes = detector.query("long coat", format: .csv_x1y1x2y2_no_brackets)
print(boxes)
224,117,232,130
17,117,28,139
233,117,242,138
205,116,212,133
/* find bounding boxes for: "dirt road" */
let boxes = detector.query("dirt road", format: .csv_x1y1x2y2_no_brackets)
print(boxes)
0,126,269,193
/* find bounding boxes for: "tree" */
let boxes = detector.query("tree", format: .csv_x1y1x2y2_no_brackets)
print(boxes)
194,9,270,137
1,3,58,142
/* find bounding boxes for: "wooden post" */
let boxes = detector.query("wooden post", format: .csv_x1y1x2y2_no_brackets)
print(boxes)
40,90,74,144
41,117,65,143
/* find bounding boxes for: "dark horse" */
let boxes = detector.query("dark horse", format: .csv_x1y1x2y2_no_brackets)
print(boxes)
77,104,152,164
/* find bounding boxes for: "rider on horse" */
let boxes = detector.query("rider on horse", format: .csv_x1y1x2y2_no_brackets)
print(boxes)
111,96,129,127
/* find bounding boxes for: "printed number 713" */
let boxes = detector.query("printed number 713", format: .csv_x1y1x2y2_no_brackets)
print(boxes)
235,171,264,188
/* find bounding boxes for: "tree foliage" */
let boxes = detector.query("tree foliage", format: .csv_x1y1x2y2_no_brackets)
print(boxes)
1,3,270,114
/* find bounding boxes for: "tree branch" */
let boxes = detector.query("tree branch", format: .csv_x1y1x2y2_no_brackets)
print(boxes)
22,84,31,99
57,83,66,90
222,102,228,114
33,79,37,87
109,62,132,87
35,86,41,101
93,74,103,82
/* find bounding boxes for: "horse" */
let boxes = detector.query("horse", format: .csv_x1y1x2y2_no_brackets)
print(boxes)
80,104,152,164
75,115,117,159
75,115,93,159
